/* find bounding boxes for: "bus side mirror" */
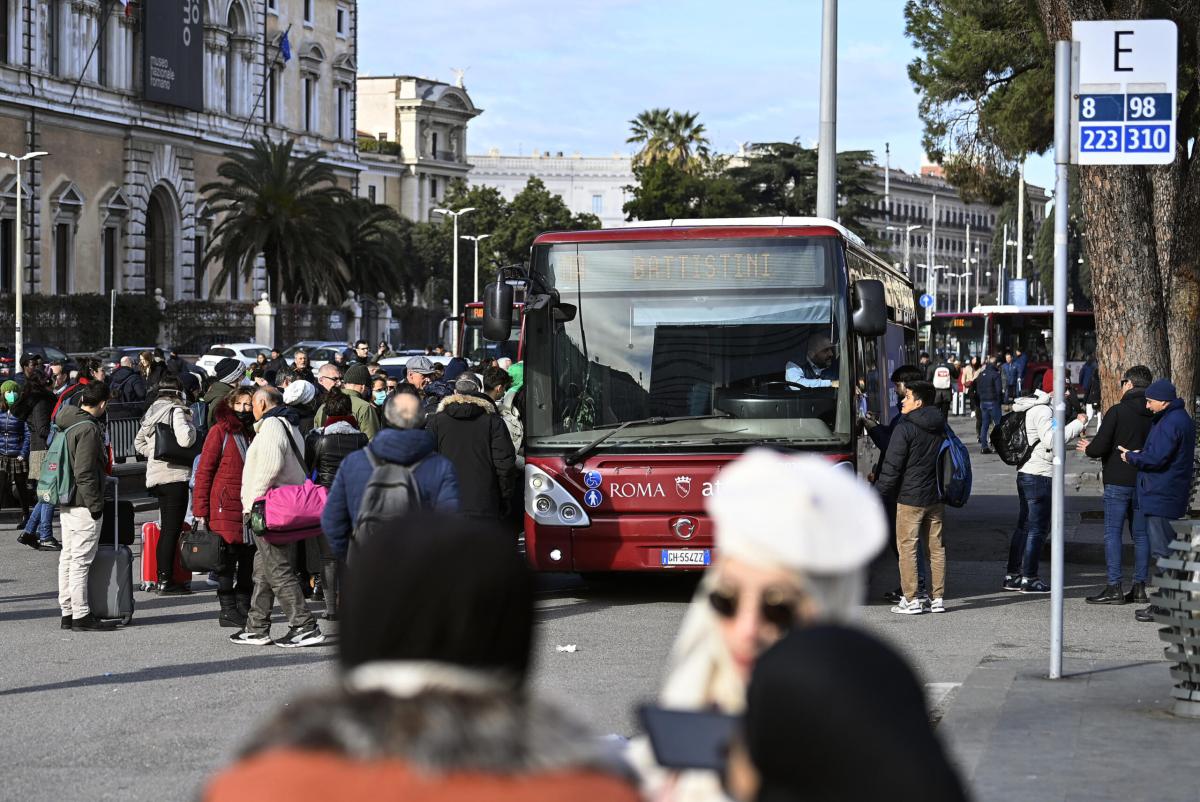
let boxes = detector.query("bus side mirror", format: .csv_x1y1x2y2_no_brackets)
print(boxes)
851,279,887,337
482,281,514,342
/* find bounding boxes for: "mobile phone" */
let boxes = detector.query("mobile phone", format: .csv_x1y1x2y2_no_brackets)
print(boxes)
638,704,738,772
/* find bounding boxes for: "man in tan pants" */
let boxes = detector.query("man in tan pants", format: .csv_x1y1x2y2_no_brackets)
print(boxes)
871,380,948,614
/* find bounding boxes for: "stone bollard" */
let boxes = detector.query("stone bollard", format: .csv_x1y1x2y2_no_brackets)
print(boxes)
1153,519,1200,718
253,293,275,346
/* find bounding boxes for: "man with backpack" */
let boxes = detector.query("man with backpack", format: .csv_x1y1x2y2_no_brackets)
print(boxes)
975,355,1003,454
1077,365,1154,606
873,380,949,615
107,356,147,404
930,358,958,421
51,381,114,632
1121,379,1197,623
1004,389,1088,593
320,391,459,560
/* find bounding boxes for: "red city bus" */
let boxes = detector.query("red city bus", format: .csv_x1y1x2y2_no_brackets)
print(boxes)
484,218,916,572
459,301,524,361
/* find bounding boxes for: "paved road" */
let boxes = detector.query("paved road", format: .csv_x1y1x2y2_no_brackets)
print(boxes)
0,426,1167,801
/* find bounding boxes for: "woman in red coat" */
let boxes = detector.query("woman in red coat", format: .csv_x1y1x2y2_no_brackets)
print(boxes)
192,389,257,628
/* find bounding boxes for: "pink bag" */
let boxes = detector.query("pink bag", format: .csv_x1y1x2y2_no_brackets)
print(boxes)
251,481,327,545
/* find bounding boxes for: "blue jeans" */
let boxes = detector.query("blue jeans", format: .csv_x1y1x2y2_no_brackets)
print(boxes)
1146,515,1180,572
979,401,1002,449
24,500,55,540
1102,484,1148,585
1009,473,1051,578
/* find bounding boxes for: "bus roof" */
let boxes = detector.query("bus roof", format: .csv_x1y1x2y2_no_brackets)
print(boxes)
931,305,1093,318
533,217,864,247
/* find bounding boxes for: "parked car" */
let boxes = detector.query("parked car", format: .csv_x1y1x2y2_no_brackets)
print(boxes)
282,340,346,371
0,343,78,379
95,345,156,373
195,343,270,377
378,353,454,379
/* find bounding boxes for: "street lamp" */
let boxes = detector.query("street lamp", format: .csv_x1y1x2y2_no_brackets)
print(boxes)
0,150,49,368
887,224,921,276
460,233,492,303
945,271,972,313
432,206,475,353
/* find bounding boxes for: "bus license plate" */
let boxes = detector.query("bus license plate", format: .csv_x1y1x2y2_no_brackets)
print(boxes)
662,549,711,567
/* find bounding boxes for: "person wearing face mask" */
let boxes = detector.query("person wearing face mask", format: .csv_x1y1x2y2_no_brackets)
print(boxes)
134,376,199,595
0,380,32,527
371,376,389,409
192,389,259,628
630,449,886,802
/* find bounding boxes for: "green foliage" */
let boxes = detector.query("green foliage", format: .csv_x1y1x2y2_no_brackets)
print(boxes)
329,197,407,298
1030,169,1090,307
622,158,748,222
357,138,402,156
627,108,712,173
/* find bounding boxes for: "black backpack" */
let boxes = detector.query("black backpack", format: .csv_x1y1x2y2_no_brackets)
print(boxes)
991,410,1034,467
351,450,424,552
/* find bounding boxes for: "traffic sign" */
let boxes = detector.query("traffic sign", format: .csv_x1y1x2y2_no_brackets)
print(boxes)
919,293,934,309
1071,20,1177,165
583,489,603,508
583,470,602,489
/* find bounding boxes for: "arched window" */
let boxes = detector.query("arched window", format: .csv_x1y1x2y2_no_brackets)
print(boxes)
225,1,247,115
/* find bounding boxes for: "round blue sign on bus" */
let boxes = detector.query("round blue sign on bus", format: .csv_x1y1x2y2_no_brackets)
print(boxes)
584,489,603,508
919,293,935,308
584,470,602,488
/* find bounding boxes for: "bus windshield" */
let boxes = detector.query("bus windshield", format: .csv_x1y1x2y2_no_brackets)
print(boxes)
524,236,852,450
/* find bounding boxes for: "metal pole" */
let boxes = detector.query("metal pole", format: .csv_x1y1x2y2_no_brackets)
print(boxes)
1001,222,1008,304
965,223,971,311
109,289,115,348
472,238,479,302
1016,160,1026,279
1049,40,1071,680
451,213,459,354
903,230,911,276
929,194,937,299
816,0,837,219
884,142,890,226
14,158,23,368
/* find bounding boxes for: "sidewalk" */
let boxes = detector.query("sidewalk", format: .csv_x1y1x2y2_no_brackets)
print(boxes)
940,658,1199,802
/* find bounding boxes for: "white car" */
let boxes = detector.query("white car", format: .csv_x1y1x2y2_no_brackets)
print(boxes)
283,341,346,371
196,343,271,378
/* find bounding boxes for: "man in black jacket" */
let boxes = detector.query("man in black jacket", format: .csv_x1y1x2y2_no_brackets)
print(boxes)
1078,365,1154,604
975,355,1003,453
427,375,516,521
873,380,947,615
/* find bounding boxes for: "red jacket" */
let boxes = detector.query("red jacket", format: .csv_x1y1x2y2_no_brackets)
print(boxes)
192,402,254,545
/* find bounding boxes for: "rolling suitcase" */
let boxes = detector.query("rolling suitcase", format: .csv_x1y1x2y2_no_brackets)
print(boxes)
88,478,135,625
140,520,191,592
100,497,135,546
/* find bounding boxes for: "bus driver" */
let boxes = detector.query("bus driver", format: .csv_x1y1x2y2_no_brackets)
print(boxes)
785,333,840,388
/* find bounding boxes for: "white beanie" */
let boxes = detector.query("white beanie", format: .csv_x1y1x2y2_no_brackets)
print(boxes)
705,449,886,574
282,379,316,406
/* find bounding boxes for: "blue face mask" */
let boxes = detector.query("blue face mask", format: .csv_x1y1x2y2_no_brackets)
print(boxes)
373,390,388,405
3,392,15,405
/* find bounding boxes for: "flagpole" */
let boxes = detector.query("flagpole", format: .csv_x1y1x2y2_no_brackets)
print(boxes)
69,0,119,106
241,23,292,142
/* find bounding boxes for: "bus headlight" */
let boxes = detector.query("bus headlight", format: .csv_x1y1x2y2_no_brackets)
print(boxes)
524,465,591,527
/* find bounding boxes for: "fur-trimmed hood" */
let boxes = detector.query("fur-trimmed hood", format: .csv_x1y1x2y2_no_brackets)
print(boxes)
238,661,623,776
436,392,496,418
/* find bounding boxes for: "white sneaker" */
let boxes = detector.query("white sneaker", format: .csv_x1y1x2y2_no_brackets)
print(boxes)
930,598,946,613
890,597,926,615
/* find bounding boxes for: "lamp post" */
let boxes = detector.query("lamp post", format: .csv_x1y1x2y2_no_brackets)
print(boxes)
887,224,921,276
461,233,491,303
432,206,475,354
0,150,49,368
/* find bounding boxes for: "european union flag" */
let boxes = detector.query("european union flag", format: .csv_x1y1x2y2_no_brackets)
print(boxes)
280,31,291,62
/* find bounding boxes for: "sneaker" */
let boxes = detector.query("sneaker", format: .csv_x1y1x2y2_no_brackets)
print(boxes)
1002,574,1022,592
883,587,903,603
60,614,72,630
1019,577,1051,594
274,624,325,648
17,531,39,549
930,598,946,613
890,597,926,615
71,613,116,631
36,536,62,551
229,629,273,646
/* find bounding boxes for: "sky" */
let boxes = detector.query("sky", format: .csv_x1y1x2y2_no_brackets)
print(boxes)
357,0,1057,192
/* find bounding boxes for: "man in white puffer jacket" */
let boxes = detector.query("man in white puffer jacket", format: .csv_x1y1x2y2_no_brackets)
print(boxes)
1004,389,1087,594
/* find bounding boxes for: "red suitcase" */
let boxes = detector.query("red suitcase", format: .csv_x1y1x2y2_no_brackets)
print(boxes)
140,520,192,591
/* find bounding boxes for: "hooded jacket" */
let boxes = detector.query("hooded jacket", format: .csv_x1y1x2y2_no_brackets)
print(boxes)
13,379,54,450
1084,388,1153,487
320,428,460,559
1013,390,1085,478
0,409,30,460
108,365,147,403
192,402,255,545
305,421,368,488
134,397,198,488
1126,398,1196,519
428,393,517,518
873,404,946,507
56,404,106,517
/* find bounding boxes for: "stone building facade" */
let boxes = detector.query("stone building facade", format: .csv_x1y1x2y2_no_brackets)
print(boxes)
0,0,358,303
355,75,480,222
468,150,634,229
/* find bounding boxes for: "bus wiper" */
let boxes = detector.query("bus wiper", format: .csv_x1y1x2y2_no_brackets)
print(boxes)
564,413,733,465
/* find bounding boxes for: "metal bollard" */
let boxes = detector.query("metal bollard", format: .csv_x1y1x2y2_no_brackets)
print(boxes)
1153,519,1200,718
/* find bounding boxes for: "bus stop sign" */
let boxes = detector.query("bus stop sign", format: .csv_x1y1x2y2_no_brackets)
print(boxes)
1071,20,1177,166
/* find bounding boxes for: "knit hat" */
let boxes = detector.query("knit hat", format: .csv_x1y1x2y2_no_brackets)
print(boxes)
214,358,244,386
454,374,481,394
283,379,316,406
406,356,436,375
1145,379,1177,402
343,364,372,387
706,449,886,574
444,357,469,382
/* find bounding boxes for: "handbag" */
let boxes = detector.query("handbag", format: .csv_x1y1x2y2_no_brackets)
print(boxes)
179,521,226,573
153,407,199,465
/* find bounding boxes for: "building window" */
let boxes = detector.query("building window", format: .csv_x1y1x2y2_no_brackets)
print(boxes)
303,0,313,24
336,6,346,36
591,194,603,216
377,132,387,142
367,185,376,203
54,222,71,293
336,85,348,139
102,226,118,294
47,0,59,75
266,67,279,123
0,0,8,66
266,0,276,11
193,234,206,299
0,218,13,292
431,132,438,157
303,75,316,131
430,178,438,198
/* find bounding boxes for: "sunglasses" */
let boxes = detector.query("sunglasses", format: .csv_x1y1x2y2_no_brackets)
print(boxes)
708,587,799,630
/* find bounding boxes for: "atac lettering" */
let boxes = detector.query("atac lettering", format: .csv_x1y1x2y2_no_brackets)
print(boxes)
632,253,771,282
608,482,667,499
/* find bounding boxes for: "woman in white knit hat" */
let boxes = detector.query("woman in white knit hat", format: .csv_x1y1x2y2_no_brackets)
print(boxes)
633,449,887,801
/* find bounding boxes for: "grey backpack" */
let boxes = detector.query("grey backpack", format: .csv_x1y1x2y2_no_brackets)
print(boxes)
352,449,424,549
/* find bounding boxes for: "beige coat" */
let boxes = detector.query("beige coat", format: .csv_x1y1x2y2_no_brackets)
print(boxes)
134,398,197,488
240,414,307,511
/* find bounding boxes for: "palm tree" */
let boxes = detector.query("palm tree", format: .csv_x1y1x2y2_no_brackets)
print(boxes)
330,197,407,298
627,108,711,172
201,139,349,342
627,107,672,168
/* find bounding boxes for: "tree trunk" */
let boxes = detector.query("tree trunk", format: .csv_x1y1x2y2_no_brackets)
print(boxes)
266,248,285,348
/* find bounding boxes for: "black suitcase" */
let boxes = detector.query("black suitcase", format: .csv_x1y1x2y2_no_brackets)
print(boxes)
88,478,135,625
101,499,135,546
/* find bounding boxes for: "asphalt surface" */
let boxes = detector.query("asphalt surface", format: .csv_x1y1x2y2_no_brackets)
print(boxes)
0,419,1169,801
